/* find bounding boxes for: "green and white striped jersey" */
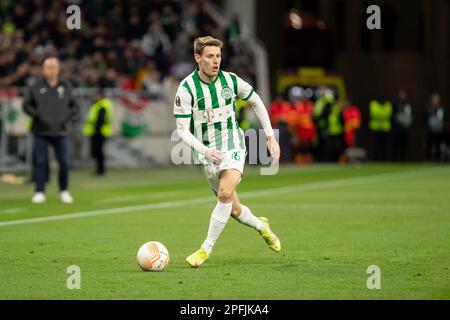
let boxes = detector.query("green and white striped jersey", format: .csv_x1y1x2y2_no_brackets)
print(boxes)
174,68,254,162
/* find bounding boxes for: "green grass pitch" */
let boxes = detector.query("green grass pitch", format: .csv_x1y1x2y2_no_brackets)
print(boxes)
0,163,449,299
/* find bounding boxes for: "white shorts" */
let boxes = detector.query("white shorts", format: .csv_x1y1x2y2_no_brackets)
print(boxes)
201,150,246,195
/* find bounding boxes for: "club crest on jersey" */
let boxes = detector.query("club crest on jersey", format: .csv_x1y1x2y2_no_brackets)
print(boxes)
57,86,65,98
221,86,233,100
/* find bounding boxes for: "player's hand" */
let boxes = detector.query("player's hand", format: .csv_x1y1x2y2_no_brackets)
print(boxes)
203,148,224,165
267,135,280,164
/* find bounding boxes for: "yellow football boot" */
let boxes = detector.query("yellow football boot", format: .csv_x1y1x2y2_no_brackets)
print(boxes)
259,217,281,252
186,247,209,268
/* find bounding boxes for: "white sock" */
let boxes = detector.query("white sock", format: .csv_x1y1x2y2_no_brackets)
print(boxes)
235,204,264,232
201,201,232,255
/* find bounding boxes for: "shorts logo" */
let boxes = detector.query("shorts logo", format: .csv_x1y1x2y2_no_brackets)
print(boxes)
232,151,240,161
221,86,233,100
175,96,181,107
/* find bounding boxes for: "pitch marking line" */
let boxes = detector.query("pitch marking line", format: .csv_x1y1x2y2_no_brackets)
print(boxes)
94,190,192,204
1,208,24,215
0,167,448,228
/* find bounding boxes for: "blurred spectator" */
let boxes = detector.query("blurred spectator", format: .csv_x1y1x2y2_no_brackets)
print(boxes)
160,4,182,41
325,100,345,162
83,90,114,176
0,1,256,92
292,96,316,164
342,100,361,148
392,89,413,162
226,15,241,54
269,94,294,162
369,95,393,161
269,94,292,128
135,59,162,93
141,21,171,73
425,93,446,162
99,68,119,88
126,11,146,40
313,89,334,162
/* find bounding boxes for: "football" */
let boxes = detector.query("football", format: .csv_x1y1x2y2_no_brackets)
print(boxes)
136,241,170,272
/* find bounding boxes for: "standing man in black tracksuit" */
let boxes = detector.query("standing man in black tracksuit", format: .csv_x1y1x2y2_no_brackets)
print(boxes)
22,57,79,204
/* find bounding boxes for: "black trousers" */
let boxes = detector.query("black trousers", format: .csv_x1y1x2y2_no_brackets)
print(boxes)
315,129,328,162
426,132,444,162
31,137,50,183
392,131,410,162
91,135,106,175
371,131,389,161
34,134,69,192
325,135,344,162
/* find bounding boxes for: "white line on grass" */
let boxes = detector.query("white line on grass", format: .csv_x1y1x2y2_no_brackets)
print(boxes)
250,203,446,210
94,190,193,204
0,167,448,228
1,208,23,215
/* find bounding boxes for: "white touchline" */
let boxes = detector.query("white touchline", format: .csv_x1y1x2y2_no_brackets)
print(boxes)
94,190,195,204
0,167,448,228
250,203,442,209
1,208,24,215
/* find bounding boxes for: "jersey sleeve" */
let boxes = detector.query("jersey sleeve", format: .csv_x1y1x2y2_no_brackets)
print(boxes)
235,75,255,101
173,85,192,118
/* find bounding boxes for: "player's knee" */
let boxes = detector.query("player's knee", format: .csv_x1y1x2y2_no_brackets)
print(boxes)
218,187,233,203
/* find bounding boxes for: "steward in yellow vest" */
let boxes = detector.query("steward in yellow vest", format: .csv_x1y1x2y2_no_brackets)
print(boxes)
369,99,392,161
327,103,344,137
83,92,114,175
83,98,113,138
313,91,335,162
325,102,345,162
369,100,393,132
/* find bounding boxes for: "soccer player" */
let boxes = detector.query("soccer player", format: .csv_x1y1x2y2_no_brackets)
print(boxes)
174,36,281,268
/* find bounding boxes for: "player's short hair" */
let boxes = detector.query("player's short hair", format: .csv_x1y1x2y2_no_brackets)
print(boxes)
194,36,223,56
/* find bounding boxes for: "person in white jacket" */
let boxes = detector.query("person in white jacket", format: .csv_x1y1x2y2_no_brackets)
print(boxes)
173,36,281,268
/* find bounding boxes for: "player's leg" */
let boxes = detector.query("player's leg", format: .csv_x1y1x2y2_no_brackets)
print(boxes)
186,169,241,268
202,169,241,251
230,191,263,231
54,136,73,203
31,134,48,203
231,192,282,252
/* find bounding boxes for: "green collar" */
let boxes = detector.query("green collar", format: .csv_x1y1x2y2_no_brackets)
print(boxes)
194,68,220,86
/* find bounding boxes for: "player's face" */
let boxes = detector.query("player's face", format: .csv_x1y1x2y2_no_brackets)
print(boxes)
196,46,221,79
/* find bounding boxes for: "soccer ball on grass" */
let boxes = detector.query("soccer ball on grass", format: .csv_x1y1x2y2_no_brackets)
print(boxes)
137,241,170,271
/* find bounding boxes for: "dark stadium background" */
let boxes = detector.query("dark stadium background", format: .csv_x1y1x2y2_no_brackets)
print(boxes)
0,0,450,304
1,0,448,167
255,0,449,161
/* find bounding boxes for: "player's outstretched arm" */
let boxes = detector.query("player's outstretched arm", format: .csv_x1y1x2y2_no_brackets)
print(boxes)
247,92,281,163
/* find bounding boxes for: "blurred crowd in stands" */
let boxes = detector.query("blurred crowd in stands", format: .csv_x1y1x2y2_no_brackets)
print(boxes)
1,1,448,164
0,0,256,93
268,88,449,163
